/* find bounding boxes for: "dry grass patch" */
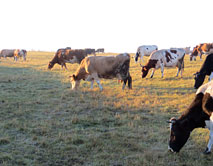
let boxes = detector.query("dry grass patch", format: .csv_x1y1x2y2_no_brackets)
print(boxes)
0,52,212,165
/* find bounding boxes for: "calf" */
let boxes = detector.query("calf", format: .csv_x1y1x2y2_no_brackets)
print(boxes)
70,53,132,91
194,54,213,89
48,48,87,70
135,45,158,63
141,48,185,78
168,80,213,154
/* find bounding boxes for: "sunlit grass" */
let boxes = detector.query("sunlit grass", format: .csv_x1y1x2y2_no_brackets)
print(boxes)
0,52,212,165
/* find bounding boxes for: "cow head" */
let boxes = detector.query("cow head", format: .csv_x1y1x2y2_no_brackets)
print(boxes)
135,52,140,62
189,54,196,61
168,117,191,153
48,61,54,69
190,47,199,61
141,65,149,78
194,72,205,89
70,74,80,90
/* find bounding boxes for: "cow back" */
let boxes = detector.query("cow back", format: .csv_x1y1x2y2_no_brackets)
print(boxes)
83,54,130,79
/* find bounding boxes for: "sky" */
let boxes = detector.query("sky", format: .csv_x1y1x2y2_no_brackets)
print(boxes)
0,0,212,53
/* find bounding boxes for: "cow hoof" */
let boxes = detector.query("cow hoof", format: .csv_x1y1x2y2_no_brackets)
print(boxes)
203,148,211,155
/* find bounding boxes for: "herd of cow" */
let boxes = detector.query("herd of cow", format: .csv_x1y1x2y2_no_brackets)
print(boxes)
0,49,27,61
1,43,213,154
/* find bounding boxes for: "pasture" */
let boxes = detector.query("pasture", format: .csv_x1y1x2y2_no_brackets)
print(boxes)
0,52,212,166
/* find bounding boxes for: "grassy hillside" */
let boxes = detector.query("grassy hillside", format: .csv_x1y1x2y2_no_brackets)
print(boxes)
0,52,212,166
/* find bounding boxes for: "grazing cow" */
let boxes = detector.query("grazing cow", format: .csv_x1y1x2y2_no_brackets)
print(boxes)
141,48,185,78
96,48,104,53
48,48,88,70
135,45,158,63
70,53,132,91
190,43,213,61
194,54,213,89
168,80,213,154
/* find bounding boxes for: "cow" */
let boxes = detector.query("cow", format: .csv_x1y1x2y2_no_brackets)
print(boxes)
84,48,96,55
190,43,213,61
0,49,14,58
96,48,104,53
183,47,191,55
194,54,213,89
0,49,27,61
141,48,185,78
69,53,132,91
48,48,88,70
19,49,27,61
14,49,27,61
168,80,213,154
135,45,158,63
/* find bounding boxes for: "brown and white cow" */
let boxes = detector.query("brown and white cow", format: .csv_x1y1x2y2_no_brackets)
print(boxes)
141,48,185,78
190,43,213,61
69,53,132,91
48,48,88,70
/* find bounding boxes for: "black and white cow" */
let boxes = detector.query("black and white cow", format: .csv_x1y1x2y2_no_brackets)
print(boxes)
194,54,213,89
135,45,158,63
168,80,213,154
141,48,185,78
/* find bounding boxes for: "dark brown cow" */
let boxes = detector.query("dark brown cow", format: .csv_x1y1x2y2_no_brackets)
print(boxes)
96,48,104,53
48,48,88,70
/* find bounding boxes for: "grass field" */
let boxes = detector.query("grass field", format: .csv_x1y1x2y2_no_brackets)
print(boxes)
0,52,212,166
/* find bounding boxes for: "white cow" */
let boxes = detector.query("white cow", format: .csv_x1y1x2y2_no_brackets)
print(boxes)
135,45,158,63
141,48,185,78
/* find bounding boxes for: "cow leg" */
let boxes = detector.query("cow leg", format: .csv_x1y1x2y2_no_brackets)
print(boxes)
140,53,144,64
150,68,156,78
204,113,213,154
90,79,94,89
176,65,181,77
122,75,132,90
200,53,202,60
96,80,103,91
61,63,68,70
14,56,18,61
127,75,132,89
209,72,213,81
91,73,103,91
64,63,68,70
160,64,164,78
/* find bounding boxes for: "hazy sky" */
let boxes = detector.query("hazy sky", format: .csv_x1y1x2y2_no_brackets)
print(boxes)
0,0,212,53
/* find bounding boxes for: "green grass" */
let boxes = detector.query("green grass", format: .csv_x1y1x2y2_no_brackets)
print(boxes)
0,52,212,166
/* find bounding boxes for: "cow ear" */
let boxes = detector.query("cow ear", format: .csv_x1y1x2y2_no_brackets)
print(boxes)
69,74,76,80
167,117,176,123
